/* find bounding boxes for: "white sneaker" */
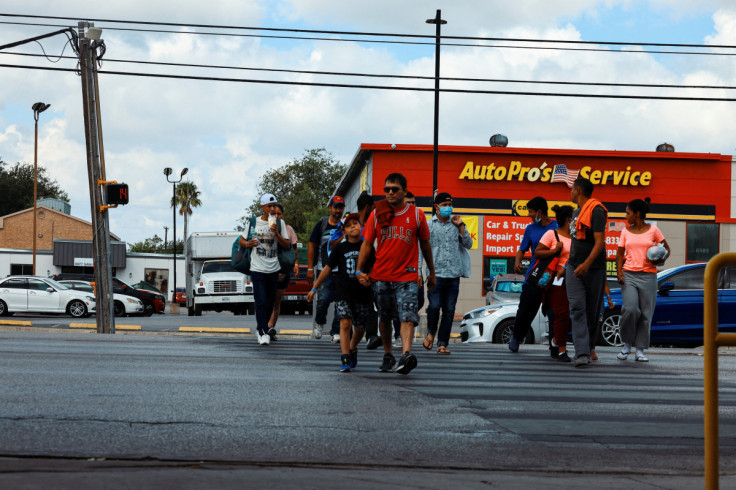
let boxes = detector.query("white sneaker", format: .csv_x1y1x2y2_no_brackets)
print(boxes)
258,333,270,345
331,333,341,343
313,324,324,339
393,337,402,348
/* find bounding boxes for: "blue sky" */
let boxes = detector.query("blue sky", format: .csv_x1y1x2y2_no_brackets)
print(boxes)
1,0,736,246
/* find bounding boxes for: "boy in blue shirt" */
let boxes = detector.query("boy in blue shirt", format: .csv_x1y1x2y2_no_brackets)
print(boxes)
509,196,558,353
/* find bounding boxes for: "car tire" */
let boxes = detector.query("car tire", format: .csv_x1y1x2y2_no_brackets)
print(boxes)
0,299,7,316
113,301,126,317
493,318,533,344
600,308,624,347
142,301,154,317
67,300,88,318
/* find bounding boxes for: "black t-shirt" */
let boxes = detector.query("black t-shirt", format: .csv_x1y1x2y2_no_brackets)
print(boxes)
309,217,340,271
327,240,372,303
569,205,607,270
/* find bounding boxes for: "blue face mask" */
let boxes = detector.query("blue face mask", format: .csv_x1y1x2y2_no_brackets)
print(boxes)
439,206,453,218
534,212,542,224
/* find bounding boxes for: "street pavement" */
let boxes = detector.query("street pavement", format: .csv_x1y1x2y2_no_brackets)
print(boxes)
0,328,735,489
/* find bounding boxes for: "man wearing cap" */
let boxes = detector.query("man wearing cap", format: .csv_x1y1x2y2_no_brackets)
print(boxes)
424,192,473,355
308,195,345,341
239,194,290,345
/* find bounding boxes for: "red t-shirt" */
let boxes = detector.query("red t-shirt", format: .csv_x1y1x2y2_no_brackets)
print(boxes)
362,204,429,282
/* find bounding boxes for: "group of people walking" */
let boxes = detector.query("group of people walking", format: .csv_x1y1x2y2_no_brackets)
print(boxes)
509,177,670,367
238,173,670,373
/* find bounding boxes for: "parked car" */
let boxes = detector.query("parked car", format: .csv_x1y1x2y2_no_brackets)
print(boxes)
132,281,164,296
0,276,96,318
57,280,144,317
460,301,547,344
172,287,186,305
52,273,164,316
485,274,525,305
280,265,311,315
600,263,736,347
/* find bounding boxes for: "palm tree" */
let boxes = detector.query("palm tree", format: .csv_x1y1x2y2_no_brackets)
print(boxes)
171,181,202,259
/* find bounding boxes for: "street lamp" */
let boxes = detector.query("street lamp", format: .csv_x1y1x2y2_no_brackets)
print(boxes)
164,167,188,304
31,102,50,275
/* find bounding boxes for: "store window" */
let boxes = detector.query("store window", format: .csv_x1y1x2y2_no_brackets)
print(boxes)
10,264,33,276
686,223,719,262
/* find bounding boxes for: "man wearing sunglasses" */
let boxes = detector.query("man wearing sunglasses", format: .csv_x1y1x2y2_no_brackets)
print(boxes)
357,173,436,375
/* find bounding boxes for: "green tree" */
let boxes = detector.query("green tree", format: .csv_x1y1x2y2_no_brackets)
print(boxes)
171,181,202,258
237,148,347,242
0,159,69,216
128,235,183,254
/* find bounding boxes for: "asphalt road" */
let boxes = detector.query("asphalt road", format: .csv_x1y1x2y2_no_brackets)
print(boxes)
0,329,735,488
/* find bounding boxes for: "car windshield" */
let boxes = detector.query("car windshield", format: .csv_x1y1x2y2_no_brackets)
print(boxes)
202,261,238,274
45,278,69,290
496,281,523,293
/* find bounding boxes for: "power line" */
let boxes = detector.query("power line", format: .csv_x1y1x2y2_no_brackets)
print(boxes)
4,50,736,90
2,20,736,57
2,62,736,102
2,12,736,50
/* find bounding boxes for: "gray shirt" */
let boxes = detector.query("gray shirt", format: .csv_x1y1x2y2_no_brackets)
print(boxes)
427,215,473,278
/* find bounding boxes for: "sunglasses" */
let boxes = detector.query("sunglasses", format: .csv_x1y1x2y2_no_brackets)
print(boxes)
383,186,402,194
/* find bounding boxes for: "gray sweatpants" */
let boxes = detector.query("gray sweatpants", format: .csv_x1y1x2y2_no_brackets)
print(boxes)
566,267,606,357
621,270,658,350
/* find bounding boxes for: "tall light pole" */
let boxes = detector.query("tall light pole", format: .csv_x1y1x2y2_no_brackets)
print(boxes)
426,10,446,199
164,167,188,304
31,102,50,275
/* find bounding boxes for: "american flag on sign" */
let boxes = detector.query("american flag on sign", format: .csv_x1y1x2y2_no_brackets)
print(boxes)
550,164,580,188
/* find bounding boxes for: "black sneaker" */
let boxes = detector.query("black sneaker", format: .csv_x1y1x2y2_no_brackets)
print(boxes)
366,336,383,350
349,349,358,369
268,327,278,342
340,354,351,372
557,351,571,363
549,342,559,359
396,352,418,375
379,353,396,372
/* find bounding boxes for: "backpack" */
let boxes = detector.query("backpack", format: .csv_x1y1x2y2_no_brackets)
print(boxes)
314,216,332,269
276,217,297,273
232,217,256,274
527,230,561,289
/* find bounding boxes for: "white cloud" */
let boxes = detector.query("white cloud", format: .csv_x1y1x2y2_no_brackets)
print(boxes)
1,0,736,245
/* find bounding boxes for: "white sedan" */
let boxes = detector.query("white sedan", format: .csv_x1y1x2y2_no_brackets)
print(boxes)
0,276,96,318
57,280,144,317
459,301,548,345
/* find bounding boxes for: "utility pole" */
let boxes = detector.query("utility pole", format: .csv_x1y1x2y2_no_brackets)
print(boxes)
426,10,446,199
78,21,114,334
164,226,169,251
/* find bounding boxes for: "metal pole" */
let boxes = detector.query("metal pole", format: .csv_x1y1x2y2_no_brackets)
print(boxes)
426,10,445,199
79,21,114,334
32,116,38,275
172,181,176,303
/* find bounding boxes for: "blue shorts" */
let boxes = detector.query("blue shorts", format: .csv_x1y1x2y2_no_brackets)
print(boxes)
334,300,372,329
373,280,419,325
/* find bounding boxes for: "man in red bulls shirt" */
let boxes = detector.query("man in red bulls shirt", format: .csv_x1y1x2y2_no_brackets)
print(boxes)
357,173,436,375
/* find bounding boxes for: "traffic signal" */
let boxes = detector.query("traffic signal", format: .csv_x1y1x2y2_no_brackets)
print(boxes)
106,183,129,205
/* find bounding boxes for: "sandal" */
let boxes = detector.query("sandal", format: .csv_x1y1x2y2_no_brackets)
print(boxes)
437,345,451,355
422,334,434,350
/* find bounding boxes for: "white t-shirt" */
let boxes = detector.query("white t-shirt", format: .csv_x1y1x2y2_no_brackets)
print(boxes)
248,217,289,274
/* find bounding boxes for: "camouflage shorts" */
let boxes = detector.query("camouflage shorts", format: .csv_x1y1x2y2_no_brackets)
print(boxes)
372,280,419,325
334,300,373,329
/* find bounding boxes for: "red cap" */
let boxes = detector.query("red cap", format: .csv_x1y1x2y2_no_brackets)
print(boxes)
329,195,345,206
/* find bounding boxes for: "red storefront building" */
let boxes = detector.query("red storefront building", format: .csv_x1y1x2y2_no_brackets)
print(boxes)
335,143,735,314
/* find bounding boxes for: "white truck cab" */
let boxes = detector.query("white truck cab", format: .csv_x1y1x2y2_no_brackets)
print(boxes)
186,232,254,316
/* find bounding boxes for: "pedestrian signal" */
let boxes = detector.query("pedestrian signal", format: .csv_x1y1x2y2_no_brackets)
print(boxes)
106,183,129,205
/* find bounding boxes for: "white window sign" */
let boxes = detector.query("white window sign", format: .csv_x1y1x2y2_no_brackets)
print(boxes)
74,258,94,267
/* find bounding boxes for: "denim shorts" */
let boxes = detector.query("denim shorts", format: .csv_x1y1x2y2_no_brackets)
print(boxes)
334,300,373,329
373,280,419,325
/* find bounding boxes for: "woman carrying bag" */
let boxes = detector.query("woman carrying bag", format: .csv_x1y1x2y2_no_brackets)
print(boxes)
535,205,574,362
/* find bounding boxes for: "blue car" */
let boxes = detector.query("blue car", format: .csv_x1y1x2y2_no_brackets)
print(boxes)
600,263,736,346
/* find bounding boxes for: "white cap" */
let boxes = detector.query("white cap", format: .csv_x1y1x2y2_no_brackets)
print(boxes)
260,193,278,206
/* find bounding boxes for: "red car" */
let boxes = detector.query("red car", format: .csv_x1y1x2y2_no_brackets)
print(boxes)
172,287,187,305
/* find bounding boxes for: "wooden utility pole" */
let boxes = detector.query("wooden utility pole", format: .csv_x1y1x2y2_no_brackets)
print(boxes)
78,21,115,334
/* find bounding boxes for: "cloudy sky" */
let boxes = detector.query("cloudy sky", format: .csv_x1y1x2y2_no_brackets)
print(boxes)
1,0,735,244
